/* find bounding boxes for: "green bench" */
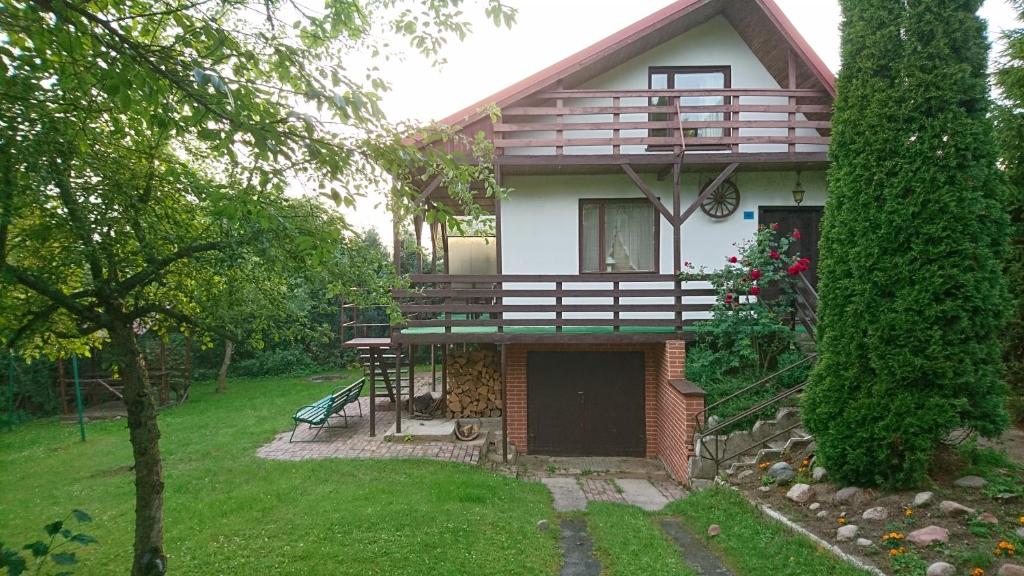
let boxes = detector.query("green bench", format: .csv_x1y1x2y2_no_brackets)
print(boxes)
289,378,366,442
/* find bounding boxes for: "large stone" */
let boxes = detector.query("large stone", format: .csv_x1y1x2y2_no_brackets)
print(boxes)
907,525,950,547
862,506,889,521
812,467,828,482
708,524,721,538
926,562,956,576
998,565,1024,576
939,500,975,516
786,483,813,504
856,538,873,547
978,512,999,524
816,511,828,518
1017,527,1024,540
913,491,935,507
736,469,755,481
834,486,866,505
836,524,860,542
953,475,988,489
767,461,795,483
809,502,821,511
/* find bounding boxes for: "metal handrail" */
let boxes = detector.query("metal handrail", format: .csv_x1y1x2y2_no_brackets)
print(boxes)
695,353,817,430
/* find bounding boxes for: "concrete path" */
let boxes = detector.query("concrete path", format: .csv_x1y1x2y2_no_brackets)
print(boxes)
661,519,735,576
559,518,601,576
542,477,589,512
616,478,674,511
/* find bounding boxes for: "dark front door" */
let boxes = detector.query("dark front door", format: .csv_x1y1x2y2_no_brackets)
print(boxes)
527,351,645,457
759,206,824,287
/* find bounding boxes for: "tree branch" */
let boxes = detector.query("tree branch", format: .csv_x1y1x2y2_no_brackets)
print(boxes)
3,265,101,323
115,240,226,297
129,304,234,341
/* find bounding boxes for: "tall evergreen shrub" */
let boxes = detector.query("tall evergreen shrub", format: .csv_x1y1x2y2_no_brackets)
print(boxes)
802,0,1010,487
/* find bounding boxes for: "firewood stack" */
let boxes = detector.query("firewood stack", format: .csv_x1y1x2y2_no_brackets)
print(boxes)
445,347,503,419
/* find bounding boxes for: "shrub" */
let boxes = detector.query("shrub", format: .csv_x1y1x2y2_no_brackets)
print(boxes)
231,348,320,378
803,0,1010,488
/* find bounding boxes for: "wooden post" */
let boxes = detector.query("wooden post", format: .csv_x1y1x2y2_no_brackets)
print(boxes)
414,214,424,274
369,349,376,436
394,345,402,434
392,175,403,273
673,162,684,333
409,344,416,404
500,343,508,463
430,345,437,392
441,344,448,402
494,169,504,334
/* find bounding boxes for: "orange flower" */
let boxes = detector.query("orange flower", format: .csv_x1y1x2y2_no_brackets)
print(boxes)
995,540,1016,557
838,517,847,526
971,569,985,576
903,507,914,518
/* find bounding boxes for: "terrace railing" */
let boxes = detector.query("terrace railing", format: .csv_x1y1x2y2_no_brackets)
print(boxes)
495,88,832,156
393,274,718,335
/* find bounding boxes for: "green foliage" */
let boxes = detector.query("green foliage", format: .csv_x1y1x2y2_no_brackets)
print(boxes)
231,348,320,378
804,0,1010,488
995,2,1024,425
0,510,95,576
956,439,1024,499
586,503,694,576
888,550,927,576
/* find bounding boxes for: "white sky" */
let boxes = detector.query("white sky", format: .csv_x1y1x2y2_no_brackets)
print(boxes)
337,0,1020,244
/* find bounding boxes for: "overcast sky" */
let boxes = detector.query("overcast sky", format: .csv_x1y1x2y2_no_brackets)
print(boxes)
338,0,1019,243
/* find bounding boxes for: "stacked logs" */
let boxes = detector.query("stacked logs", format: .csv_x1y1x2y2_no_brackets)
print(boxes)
445,347,503,419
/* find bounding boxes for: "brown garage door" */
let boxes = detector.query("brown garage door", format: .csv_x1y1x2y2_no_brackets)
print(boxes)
527,351,645,457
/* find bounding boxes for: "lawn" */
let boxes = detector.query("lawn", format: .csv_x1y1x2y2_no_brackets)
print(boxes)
1,371,874,576
0,372,560,575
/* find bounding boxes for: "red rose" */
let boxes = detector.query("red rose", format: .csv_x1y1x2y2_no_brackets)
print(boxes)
770,250,780,261
787,264,800,276
724,293,734,303
750,285,761,296
792,228,802,240
750,269,762,281
771,223,780,231
727,256,738,263
797,257,811,272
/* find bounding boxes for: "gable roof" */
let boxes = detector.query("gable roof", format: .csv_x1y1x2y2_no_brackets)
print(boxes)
436,0,836,132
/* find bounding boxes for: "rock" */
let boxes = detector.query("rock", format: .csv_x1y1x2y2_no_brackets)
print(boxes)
736,469,754,481
953,475,988,489
978,512,999,524
758,485,772,493
809,502,821,511
536,519,549,532
786,483,813,504
1017,527,1024,539
836,524,859,542
913,491,935,507
816,511,828,518
926,562,956,576
708,524,721,538
834,487,865,505
862,506,889,521
856,538,873,547
768,462,795,483
812,467,827,482
998,565,1024,576
907,525,950,547
939,500,975,516
706,415,722,430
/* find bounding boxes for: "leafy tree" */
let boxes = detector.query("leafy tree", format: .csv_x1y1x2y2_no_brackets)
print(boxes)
994,0,1024,423
803,0,1010,487
0,1,515,574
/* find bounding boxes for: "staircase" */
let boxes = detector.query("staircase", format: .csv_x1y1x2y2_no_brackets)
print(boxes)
357,348,412,404
688,273,819,487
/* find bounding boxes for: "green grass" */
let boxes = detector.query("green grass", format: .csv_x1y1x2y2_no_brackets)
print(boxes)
587,503,694,576
0,372,560,575
667,488,871,576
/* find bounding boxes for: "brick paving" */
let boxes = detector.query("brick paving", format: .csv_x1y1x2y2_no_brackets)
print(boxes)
257,397,481,464
579,478,628,504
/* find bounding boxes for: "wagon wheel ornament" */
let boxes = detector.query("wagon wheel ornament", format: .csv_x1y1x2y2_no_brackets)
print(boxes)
700,179,741,219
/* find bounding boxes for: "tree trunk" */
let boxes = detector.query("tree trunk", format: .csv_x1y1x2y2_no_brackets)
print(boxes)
109,322,167,576
216,340,234,393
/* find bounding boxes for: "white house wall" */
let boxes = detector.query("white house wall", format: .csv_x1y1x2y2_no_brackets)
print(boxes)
498,170,827,321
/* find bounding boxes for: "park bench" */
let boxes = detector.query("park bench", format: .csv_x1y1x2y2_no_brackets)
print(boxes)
289,378,366,442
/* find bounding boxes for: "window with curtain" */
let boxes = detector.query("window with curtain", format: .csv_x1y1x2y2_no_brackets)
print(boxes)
648,66,730,149
580,199,658,273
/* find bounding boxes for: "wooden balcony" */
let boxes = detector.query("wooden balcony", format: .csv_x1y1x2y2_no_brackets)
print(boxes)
391,274,717,344
493,88,832,175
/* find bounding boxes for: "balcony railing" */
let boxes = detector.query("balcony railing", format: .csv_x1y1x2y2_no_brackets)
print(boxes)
391,274,718,342
494,88,832,156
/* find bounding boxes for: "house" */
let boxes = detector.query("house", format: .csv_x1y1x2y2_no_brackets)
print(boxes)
348,0,834,484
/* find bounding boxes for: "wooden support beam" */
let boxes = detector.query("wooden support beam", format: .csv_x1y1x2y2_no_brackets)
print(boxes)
678,163,740,226
414,175,443,207
622,164,676,225
672,161,682,274
413,213,424,274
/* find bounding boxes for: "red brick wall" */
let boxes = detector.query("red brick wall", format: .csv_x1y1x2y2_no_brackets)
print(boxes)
503,343,663,457
657,340,705,483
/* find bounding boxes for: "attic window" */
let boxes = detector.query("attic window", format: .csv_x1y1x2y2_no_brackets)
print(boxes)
649,66,731,149
580,199,659,273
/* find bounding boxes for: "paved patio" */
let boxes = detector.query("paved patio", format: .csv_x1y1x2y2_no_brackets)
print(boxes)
256,397,483,464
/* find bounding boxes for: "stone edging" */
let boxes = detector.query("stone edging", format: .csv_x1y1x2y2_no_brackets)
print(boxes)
750,498,887,576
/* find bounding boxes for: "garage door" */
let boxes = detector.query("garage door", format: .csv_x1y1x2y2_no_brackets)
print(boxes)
527,351,645,457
